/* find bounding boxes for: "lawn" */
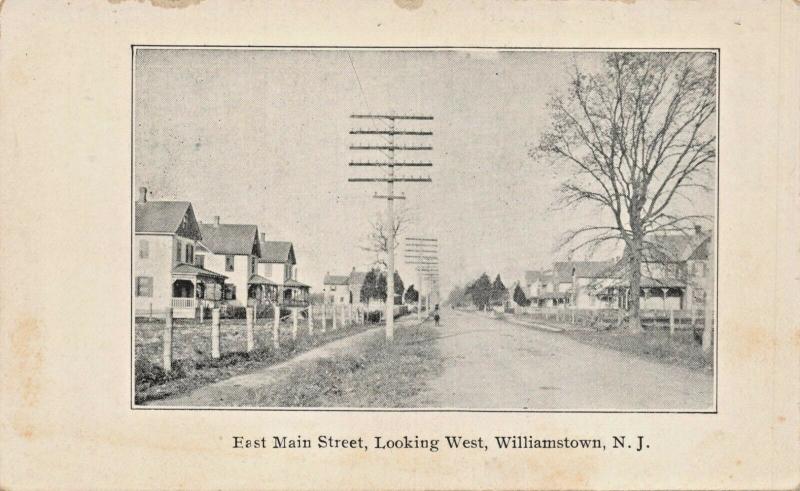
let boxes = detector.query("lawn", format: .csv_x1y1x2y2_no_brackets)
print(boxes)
566,328,713,372
246,322,443,407
134,317,377,404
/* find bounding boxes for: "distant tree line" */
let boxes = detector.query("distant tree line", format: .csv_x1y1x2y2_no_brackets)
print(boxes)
360,268,406,304
446,273,510,310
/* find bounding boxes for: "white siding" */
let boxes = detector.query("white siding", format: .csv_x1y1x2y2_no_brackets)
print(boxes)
134,234,174,315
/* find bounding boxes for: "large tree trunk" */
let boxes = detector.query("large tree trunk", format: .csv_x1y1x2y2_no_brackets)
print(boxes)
627,224,644,332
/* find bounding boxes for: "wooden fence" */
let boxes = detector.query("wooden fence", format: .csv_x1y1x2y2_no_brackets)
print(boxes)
138,302,372,372
511,307,713,332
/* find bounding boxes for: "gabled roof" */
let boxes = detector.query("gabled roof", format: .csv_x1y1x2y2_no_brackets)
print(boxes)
324,274,350,285
259,240,296,264
248,274,277,286
284,278,310,289
136,201,202,240
172,263,226,280
198,223,261,256
553,261,618,280
629,231,712,263
525,270,543,284
348,271,368,286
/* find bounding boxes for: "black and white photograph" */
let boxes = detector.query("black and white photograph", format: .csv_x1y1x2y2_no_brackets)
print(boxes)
132,47,718,411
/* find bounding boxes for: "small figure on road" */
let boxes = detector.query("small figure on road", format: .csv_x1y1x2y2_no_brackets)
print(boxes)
433,305,440,326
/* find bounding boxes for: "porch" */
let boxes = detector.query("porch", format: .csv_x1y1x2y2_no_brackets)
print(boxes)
248,274,279,307
282,279,311,307
171,263,227,319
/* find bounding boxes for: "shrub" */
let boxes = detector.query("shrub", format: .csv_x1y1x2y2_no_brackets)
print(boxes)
222,306,248,319
135,358,167,386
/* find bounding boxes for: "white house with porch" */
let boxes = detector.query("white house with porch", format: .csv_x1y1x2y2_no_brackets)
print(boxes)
257,236,310,306
134,188,227,319
196,218,269,309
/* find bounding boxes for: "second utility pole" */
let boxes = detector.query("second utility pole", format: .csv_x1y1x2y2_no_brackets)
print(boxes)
386,117,396,341
349,113,433,342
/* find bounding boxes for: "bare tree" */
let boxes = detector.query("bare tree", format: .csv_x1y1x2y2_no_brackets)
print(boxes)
360,205,416,269
534,52,716,331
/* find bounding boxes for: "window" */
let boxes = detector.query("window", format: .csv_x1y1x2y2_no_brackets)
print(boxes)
176,242,182,263
139,239,149,259
136,276,152,297
225,255,235,272
330,285,337,291
185,244,193,264
195,254,205,268
250,256,256,275
224,283,237,300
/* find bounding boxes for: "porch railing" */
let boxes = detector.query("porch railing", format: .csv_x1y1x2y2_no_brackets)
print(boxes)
171,297,196,309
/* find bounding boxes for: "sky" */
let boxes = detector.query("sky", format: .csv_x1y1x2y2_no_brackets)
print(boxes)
134,48,714,294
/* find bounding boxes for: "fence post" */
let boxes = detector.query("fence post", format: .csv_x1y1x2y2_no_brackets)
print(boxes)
292,308,298,340
308,304,314,336
246,307,254,352
163,308,173,371
321,303,327,333
199,302,204,324
211,308,220,359
669,309,675,336
571,310,575,324
332,303,338,330
273,305,280,349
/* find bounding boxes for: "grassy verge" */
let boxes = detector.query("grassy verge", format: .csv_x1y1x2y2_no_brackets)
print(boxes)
135,321,378,404
247,322,443,407
565,328,713,372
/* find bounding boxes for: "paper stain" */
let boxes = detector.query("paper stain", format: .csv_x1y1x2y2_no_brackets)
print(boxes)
394,0,424,10
108,0,206,8
10,316,44,438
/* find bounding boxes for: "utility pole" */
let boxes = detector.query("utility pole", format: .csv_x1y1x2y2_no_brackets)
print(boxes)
349,114,433,341
404,237,439,321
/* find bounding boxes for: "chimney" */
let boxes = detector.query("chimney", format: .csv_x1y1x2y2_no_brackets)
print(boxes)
260,232,266,241
695,225,702,235
138,187,147,203
213,215,220,226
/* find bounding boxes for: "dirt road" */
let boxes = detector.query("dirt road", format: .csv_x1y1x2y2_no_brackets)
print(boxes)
410,310,714,410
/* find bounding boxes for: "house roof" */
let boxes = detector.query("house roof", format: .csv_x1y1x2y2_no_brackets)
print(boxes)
524,270,543,284
284,278,310,289
198,223,261,256
172,263,227,280
348,271,368,286
259,240,296,264
324,274,350,285
135,201,202,240
248,274,277,286
629,231,712,263
553,261,618,280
